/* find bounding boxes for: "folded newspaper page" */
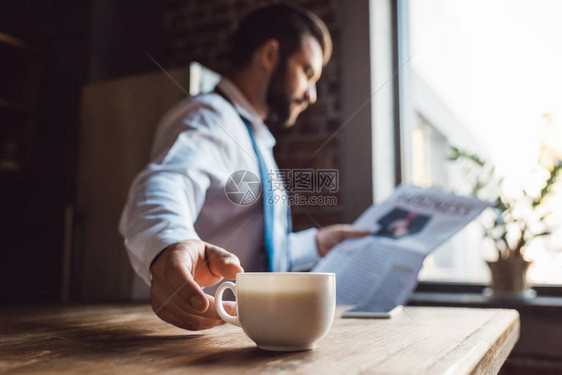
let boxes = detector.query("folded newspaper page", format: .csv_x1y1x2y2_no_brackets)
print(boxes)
313,185,492,312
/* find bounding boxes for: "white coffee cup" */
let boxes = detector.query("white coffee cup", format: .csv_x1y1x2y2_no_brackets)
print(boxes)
215,272,336,352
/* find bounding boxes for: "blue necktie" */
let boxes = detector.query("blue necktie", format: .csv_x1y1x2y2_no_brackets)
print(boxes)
241,117,276,272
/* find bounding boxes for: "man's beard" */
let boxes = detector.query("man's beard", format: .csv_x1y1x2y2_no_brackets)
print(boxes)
265,60,294,131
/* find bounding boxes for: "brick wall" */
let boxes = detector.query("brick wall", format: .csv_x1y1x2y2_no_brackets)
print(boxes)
163,0,344,230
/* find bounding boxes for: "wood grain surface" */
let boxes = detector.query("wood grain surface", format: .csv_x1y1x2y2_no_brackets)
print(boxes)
0,304,519,374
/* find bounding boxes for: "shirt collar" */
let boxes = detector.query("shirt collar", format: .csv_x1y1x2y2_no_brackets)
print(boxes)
216,78,276,148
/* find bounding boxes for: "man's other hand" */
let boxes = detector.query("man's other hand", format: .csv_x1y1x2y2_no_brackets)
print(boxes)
315,225,371,257
150,239,244,331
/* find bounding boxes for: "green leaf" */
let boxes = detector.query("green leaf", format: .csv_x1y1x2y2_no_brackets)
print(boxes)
468,153,486,167
472,180,485,195
528,231,552,242
495,197,508,212
448,146,460,161
539,211,553,221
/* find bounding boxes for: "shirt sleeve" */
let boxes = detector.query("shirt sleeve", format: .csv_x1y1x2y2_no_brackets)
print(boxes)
288,228,320,271
119,107,231,286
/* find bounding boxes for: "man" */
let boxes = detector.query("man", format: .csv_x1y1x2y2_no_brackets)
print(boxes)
120,3,369,331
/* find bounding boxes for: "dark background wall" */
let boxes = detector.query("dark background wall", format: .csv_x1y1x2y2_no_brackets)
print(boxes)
0,0,90,304
0,0,343,304
89,0,167,82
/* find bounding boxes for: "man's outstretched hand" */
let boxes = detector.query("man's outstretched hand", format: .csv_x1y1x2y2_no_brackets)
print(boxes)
315,224,371,257
151,227,366,330
150,239,244,331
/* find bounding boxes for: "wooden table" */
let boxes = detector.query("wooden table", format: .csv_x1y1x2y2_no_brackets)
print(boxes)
0,304,519,374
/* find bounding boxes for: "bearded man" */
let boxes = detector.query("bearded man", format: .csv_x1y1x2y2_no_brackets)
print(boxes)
120,3,368,331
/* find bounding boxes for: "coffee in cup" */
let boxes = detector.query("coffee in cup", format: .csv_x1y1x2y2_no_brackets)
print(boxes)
215,272,336,351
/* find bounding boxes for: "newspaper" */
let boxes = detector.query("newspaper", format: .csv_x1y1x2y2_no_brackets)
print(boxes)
312,185,492,313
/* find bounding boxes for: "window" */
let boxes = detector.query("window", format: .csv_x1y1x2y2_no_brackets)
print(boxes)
397,0,562,284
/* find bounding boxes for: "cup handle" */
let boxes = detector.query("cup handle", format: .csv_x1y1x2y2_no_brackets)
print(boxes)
215,281,241,327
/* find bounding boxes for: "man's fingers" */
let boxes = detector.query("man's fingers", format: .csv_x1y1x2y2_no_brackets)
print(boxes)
149,240,242,331
153,283,233,327
154,306,187,329
331,225,370,241
154,281,237,320
168,302,226,330
203,296,238,320
186,294,236,321
222,300,238,316
152,281,197,315
340,228,372,239
151,243,210,313
205,244,244,280
160,263,209,313
189,293,222,320
158,305,225,331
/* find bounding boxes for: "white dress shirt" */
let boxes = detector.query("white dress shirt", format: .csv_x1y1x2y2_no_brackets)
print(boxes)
119,78,320,286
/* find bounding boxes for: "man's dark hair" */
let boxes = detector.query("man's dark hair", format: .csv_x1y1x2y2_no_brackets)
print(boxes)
228,3,332,70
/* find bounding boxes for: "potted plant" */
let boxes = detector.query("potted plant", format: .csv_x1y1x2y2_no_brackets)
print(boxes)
448,145,562,297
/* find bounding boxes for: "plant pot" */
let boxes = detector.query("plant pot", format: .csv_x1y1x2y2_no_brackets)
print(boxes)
486,256,532,296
